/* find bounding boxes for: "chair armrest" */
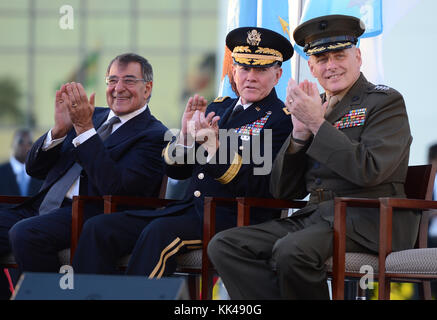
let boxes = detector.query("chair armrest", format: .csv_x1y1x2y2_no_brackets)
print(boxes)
236,197,307,227
71,196,103,263
202,197,237,300
102,195,175,213
332,197,380,300
378,198,437,252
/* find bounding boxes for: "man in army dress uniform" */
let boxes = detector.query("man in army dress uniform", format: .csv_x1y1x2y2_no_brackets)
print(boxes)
208,15,417,299
72,27,294,277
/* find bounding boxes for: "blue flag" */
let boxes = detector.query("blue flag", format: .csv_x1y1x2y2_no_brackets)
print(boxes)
295,0,383,59
219,0,293,102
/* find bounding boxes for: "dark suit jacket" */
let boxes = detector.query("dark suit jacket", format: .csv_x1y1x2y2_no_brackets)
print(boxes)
270,73,417,252
128,89,293,233
0,162,42,196
20,106,168,211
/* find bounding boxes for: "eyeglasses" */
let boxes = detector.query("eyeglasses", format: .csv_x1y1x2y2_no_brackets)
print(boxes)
105,76,146,87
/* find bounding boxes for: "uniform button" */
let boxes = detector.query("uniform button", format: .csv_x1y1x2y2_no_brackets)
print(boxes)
315,178,322,185
197,173,204,180
194,190,201,197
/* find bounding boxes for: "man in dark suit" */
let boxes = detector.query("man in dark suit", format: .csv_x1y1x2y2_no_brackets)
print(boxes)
0,53,167,276
0,129,43,299
0,129,43,198
72,27,294,277
208,15,416,299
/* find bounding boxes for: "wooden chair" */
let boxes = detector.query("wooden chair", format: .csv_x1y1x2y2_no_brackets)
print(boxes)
333,165,437,299
99,194,236,300
234,164,437,300
70,174,169,257
333,163,437,300
69,176,226,300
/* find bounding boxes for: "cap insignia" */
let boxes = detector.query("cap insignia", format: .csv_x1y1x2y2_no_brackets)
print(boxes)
247,29,262,46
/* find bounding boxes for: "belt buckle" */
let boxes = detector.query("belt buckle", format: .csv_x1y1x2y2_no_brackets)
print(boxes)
315,188,324,202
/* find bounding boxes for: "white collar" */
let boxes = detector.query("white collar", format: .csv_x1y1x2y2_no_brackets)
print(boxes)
9,156,25,175
106,104,148,124
235,98,252,110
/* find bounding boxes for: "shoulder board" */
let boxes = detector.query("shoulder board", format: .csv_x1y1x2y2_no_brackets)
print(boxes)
213,96,230,103
369,84,393,94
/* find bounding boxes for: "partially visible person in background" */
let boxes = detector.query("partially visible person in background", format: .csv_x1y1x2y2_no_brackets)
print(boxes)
0,129,43,198
0,128,43,300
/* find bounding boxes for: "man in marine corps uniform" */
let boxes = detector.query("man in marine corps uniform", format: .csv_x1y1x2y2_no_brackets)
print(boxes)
72,27,294,278
208,15,416,299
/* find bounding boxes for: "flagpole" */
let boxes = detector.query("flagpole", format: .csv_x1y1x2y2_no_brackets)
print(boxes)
290,0,304,84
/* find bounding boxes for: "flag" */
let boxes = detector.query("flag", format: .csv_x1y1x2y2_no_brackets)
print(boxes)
294,0,421,84
294,0,383,59
63,50,100,89
218,0,294,102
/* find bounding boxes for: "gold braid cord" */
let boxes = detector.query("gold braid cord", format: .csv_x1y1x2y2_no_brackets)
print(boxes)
215,152,243,184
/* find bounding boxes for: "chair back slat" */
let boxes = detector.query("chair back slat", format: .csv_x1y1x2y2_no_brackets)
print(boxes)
404,164,435,200
159,175,168,199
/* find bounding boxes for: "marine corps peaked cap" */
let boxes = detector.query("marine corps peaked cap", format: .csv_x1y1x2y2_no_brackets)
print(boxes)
293,14,365,56
226,27,294,68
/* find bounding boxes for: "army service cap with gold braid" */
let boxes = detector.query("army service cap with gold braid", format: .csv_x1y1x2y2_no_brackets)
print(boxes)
293,14,365,56
226,27,294,68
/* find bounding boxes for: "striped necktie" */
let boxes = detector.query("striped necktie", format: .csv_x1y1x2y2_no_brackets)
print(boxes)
39,116,121,215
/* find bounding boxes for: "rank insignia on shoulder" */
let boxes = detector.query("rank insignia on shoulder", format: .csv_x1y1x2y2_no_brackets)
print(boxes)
213,96,230,103
282,107,291,115
373,85,390,91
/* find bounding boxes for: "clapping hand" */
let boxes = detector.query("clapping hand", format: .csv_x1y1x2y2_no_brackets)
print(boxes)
285,79,327,139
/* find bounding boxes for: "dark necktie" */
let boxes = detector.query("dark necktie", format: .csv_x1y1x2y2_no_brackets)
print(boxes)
39,116,121,215
228,104,244,123
96,116,121,141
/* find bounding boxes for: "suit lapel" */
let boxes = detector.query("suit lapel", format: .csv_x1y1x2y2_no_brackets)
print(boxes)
5,164,21,195
104,107,150,147
219,100,238,128
93,107,111,131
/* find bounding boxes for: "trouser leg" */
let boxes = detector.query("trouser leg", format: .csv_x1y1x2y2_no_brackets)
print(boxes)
9,206,72,273
272,220,333,299
208,219,291,299
126,210,201,278
209,212,373,300
0,206,35,256
72,212,151,274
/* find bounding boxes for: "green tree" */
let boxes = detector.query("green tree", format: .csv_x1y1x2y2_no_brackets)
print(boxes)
0,77,23,124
